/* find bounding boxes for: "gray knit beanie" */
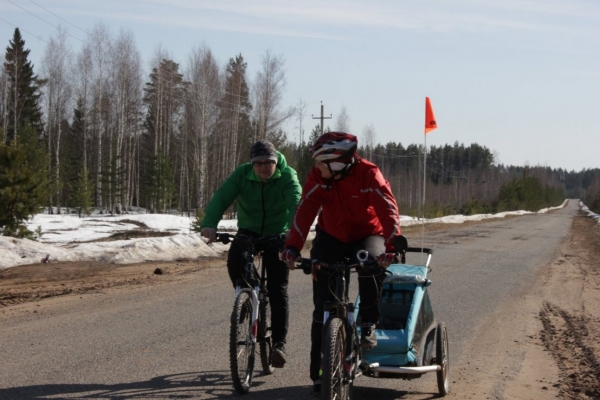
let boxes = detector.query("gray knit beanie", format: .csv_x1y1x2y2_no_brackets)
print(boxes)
250,140,277,163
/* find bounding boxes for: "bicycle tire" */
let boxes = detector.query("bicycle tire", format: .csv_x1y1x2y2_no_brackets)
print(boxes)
321,317,353,400
436,322,450,396
230,291,255,394
259,299,275,374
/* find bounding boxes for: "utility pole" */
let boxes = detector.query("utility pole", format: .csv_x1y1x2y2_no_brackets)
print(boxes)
456,172,467,210
312,101,332,136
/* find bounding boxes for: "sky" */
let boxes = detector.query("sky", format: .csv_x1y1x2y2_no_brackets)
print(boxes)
0,0,599,172
0,202,579,270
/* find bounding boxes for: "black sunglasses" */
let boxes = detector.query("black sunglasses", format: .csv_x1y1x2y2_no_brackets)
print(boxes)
252,160,276,167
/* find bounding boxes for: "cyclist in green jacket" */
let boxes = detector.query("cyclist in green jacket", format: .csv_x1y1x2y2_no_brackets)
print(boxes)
200,140,301,367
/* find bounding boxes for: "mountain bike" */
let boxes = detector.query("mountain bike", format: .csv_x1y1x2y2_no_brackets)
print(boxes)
298,249,384,400
214,232,286,394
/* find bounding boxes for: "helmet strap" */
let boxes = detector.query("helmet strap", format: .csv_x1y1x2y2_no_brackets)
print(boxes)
326,157,356,181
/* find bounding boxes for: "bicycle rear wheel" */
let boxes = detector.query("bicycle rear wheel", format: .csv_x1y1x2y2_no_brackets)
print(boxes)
230,291,255,394
259,299,275,374
322,317,352,400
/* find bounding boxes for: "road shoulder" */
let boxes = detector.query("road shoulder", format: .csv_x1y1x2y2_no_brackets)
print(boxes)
449,212,600,399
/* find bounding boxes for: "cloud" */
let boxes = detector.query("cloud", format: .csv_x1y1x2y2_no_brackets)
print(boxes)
13,0,600,40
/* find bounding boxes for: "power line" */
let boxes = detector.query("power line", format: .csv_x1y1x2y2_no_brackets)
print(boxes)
1,2,290,126
27,0,90,36
4,0,260,107
0,16,50,44
4,0,85,43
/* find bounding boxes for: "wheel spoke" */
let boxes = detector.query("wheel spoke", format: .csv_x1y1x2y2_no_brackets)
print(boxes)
230,293,255,394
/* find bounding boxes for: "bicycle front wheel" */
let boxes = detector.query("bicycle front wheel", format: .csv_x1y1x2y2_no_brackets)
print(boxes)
322,317,352,400
230,291,255,394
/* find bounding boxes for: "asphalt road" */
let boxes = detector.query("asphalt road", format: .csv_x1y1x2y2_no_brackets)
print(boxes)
0,201,577,399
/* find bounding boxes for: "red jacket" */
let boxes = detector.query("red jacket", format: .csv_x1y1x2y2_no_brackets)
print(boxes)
286,157,401,252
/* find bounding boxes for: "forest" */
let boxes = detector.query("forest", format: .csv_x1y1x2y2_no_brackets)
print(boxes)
1,25,599,237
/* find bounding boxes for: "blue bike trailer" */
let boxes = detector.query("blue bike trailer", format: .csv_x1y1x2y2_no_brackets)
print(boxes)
356,247,445,380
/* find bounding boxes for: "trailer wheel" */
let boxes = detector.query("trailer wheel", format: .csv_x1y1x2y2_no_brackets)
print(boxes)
436,322,449,396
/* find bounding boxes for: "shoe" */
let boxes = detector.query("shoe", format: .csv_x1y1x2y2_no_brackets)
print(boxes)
309,380,321,399
271,342,287,368
361,323,377,349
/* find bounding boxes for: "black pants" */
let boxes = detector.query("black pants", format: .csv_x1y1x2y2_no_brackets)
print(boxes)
309,227,386,382
226,228,289,345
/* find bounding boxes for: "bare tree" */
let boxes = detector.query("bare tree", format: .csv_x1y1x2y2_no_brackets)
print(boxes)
294,99,308,145
335,105,351,133
74,42,93,171
110,29,143,213
185,44,221,211
362,124,376,161
0,54,7,141
41,26,73,213
87,23,112,211
217,54,251,177
253,49,294,142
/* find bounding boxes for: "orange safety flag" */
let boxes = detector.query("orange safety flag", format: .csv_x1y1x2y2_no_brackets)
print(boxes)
425,97,437,134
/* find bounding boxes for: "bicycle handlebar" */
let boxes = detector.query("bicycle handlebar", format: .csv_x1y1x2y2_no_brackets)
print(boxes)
214,232,286,247
296,254,383,276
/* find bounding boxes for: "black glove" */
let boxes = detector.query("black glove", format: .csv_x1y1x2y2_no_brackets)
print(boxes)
281,246,300,263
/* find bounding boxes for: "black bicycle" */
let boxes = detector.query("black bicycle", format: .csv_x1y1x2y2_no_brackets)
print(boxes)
298,249,385,400
214,232,286,394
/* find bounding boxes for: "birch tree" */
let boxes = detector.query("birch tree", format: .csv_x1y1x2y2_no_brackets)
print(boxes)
335,105,351,133
87,23,112,211
109,29,142,213
253,49,294,143
41,26,73,212
0,54,7,141
216,54,252,179
185,44,220,211
362,123,376,161
74,42,93,171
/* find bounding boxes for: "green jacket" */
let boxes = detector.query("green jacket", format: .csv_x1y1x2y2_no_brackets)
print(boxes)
200,151,302,235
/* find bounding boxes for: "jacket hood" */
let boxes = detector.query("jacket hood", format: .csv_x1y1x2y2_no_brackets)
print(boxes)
275,151,288,171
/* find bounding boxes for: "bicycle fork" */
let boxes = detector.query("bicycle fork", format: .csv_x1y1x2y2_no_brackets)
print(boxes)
251,288,261,342
344,304,360,380
235,287,261,343
323,302,359,382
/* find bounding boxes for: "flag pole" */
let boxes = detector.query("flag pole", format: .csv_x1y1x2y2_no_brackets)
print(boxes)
422,97,437,259
423,130,427,210
421,132,427,256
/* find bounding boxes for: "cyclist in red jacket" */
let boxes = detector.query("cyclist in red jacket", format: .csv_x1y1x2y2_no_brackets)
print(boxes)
281,132,401,396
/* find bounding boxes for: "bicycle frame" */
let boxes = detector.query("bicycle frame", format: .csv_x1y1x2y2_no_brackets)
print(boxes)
310,249,376,322
301,250,382,394
216,232,285,394
235,247,265,344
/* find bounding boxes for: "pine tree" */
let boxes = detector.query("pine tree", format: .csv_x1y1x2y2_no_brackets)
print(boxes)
0,126,49,237
3,28,44,144
144,154,176,213
141,58,186,212
295,124,321,183
70,166,93,218
62,97,86,207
